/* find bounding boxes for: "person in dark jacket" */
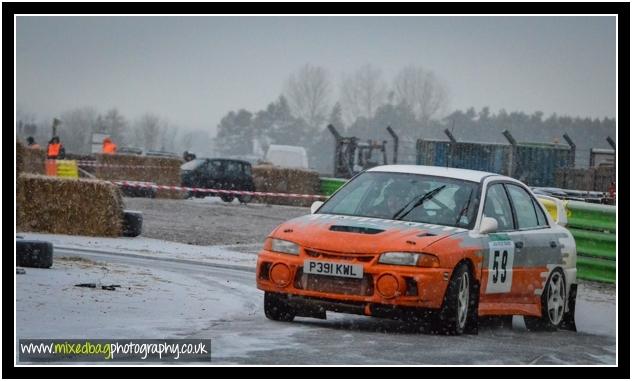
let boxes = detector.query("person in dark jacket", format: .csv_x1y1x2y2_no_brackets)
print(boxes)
26,136,40,149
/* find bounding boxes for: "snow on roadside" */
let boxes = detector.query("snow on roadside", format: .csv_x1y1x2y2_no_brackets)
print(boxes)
186,196,239,204
16,257,251,341
17,232,258,269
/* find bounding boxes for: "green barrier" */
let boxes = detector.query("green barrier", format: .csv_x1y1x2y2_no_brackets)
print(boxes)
563,200,616,283
577,256,616,283
319,177,346,196
569,228,616,260
566,200,616,233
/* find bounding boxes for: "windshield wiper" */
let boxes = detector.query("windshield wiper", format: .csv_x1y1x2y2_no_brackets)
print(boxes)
392,185,447,220
454,188,473,227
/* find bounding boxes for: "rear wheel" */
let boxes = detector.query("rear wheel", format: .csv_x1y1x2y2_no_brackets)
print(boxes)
264,292,295,322
433,263,477,335
525,268,566,331
220,194,235,203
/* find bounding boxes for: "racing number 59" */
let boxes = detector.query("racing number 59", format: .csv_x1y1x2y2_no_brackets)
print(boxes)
486,240,515,294
492,250,509,283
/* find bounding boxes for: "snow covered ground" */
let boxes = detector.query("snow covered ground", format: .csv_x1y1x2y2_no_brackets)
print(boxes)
18,233,258,269
16,256,248,340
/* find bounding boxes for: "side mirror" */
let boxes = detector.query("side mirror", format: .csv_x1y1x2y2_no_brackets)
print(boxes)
479,216,498,234
310,201,324,214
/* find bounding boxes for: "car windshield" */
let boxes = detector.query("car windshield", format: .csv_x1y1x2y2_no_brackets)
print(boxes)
181,159,205,171
318,171,481,229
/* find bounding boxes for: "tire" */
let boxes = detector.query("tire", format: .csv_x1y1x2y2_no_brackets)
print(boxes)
264,292,295,322
122,210,143,237
433,263,477,335
238,194,253,204
220,194,235,203
525,268,566,331
16,240,53,268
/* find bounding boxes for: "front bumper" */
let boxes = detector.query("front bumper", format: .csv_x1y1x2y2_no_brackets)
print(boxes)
256,249,452,311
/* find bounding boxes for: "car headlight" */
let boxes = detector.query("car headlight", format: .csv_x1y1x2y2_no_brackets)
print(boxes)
378,252,439,267
268,238,300,255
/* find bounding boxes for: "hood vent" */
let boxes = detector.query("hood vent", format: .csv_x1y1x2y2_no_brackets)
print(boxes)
329,225,384,235
417,231,437,237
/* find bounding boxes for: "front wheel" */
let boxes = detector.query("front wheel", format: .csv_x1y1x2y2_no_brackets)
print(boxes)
264,292,295,322
525,268,566,331
238,194,253,204
433,263,478,335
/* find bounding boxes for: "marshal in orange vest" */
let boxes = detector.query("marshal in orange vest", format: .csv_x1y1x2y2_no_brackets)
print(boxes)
102,137,117,154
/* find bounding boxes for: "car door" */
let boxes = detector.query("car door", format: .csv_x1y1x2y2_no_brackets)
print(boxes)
224,161,240,190
504,183,558,304
479,182,526,304
206,160,224,189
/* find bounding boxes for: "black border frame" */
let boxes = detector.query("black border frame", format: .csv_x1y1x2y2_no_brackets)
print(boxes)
4,2,629,379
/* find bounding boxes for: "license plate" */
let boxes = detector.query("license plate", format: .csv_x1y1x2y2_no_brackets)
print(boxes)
303,260,363,279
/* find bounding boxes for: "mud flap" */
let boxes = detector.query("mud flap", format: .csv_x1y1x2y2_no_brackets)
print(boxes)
295,306,327,320
560,283,577,331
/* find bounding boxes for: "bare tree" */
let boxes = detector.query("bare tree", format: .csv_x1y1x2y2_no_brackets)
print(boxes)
59,107,98,153
284,64,332,130
102,108,128,145
160,122,178,152
340,64,388,124
393,66,448,125
134,114,162,151
179,131,194,152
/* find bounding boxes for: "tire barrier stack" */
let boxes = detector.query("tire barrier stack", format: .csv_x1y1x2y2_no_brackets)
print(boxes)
538,197,616,283
122,210,143,237
16,239,54,268
17,174,125,237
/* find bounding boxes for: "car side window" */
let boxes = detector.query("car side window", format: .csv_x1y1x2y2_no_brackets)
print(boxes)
533,198,549,227
483,184,514,231
243,164,252,176
208,160,223,177
506,184,541,229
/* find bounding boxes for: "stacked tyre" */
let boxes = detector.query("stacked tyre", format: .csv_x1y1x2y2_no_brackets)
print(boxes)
16,240,53,268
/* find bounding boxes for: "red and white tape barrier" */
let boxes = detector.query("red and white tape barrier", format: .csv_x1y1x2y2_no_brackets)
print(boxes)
111,180,328,200
77,161,166,169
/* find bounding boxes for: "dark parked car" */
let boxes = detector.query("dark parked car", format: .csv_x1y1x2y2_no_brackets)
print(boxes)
145,150,180,159
181,158,255,203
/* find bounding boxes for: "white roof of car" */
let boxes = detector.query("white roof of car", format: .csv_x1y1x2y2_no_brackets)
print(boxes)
368,165,508,183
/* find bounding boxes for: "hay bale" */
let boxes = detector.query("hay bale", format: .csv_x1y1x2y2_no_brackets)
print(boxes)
155,189,187,199
17,141,46,175
95,153,182,185
94,154,183,198
65,153,96,161
17,174,124,236
17,141,24,175
253,165,320,207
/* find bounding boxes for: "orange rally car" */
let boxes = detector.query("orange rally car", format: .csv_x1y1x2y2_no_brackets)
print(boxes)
256,165,577,335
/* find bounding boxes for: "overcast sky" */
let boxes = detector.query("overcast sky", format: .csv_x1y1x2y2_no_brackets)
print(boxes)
16,16,616,134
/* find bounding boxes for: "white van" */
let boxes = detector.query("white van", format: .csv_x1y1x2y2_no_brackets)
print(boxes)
265,145,309,169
